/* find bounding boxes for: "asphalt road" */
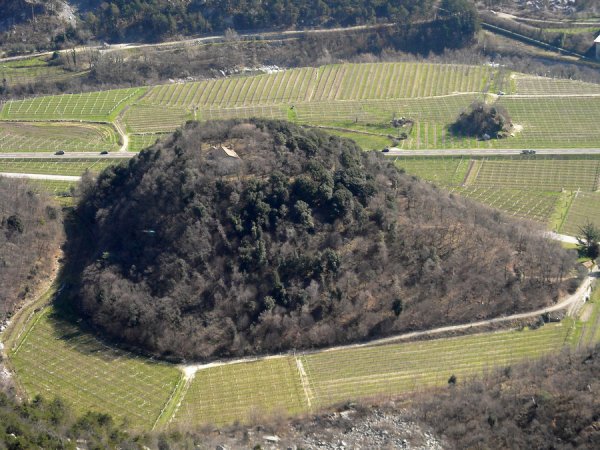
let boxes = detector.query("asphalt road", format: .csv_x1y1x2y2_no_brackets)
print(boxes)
0,152,136,159
387,148,600,156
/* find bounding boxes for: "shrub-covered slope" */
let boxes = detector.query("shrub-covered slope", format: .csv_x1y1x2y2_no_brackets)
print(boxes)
74,119,576,360
0,178,62,320
417,345,600,449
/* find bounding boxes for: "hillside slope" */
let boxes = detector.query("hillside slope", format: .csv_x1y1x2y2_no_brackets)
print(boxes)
0,178,62,321
72,119,576,360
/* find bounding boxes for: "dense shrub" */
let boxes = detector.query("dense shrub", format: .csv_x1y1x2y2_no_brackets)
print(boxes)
450,100,513,138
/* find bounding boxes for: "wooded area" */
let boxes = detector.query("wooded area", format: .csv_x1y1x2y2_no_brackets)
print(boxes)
69,119,577,360
0,178,62,321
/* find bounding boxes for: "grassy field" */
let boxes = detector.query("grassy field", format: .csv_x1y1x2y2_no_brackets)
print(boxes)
453,187,561,223
128,133,169,152
514,75,600,95
173,358,309,427
301,322,576,408
122,105,192,133
0,88,146,121
560,191,600,236
0,57,82,87
469,158,600,191
9,307,181,430
394,155,600,226
0,122,120,153
0,158,123,175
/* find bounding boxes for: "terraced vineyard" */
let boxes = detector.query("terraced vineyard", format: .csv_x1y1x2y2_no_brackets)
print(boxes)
128,133,169,152
122,105,191,133
496,97,600,149
470,158,600,191
9,307,181,430
0,87,145,121
139,63,493,111
394,156,470,186
141,67,317,108
310,63,493,100
0,122,120,153
2,62,599,152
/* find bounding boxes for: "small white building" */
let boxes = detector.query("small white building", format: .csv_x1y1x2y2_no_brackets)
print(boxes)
596,35,600,60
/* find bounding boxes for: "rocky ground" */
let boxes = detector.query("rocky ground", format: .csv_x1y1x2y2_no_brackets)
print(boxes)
203,403,445,450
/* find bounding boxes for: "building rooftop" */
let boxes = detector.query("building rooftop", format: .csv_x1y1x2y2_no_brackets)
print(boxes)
595,34,600,43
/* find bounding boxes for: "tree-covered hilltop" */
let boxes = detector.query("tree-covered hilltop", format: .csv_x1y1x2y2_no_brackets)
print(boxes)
72,119,576,360
0,178,62,321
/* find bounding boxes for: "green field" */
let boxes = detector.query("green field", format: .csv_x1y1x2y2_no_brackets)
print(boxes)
0,158,123,175
0,88,146,121
27,180,78,199
174,358,308,427
515,75,600,96
394,156,600,226
139,63,494,110
0,122,120,153
561,191,600,236
128,133,169,152
9,307,181,430
0,57,82,87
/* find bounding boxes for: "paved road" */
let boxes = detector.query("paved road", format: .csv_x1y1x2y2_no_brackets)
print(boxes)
0,172,81,181
387,148,600,156
0,152,135,159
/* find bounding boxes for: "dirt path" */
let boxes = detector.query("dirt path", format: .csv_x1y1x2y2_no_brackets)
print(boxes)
295,356,314,408
113,121,129,152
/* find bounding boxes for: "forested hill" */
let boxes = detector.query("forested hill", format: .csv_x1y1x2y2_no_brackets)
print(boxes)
1,0,478,46
70,119,576,361
81,0,435,38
